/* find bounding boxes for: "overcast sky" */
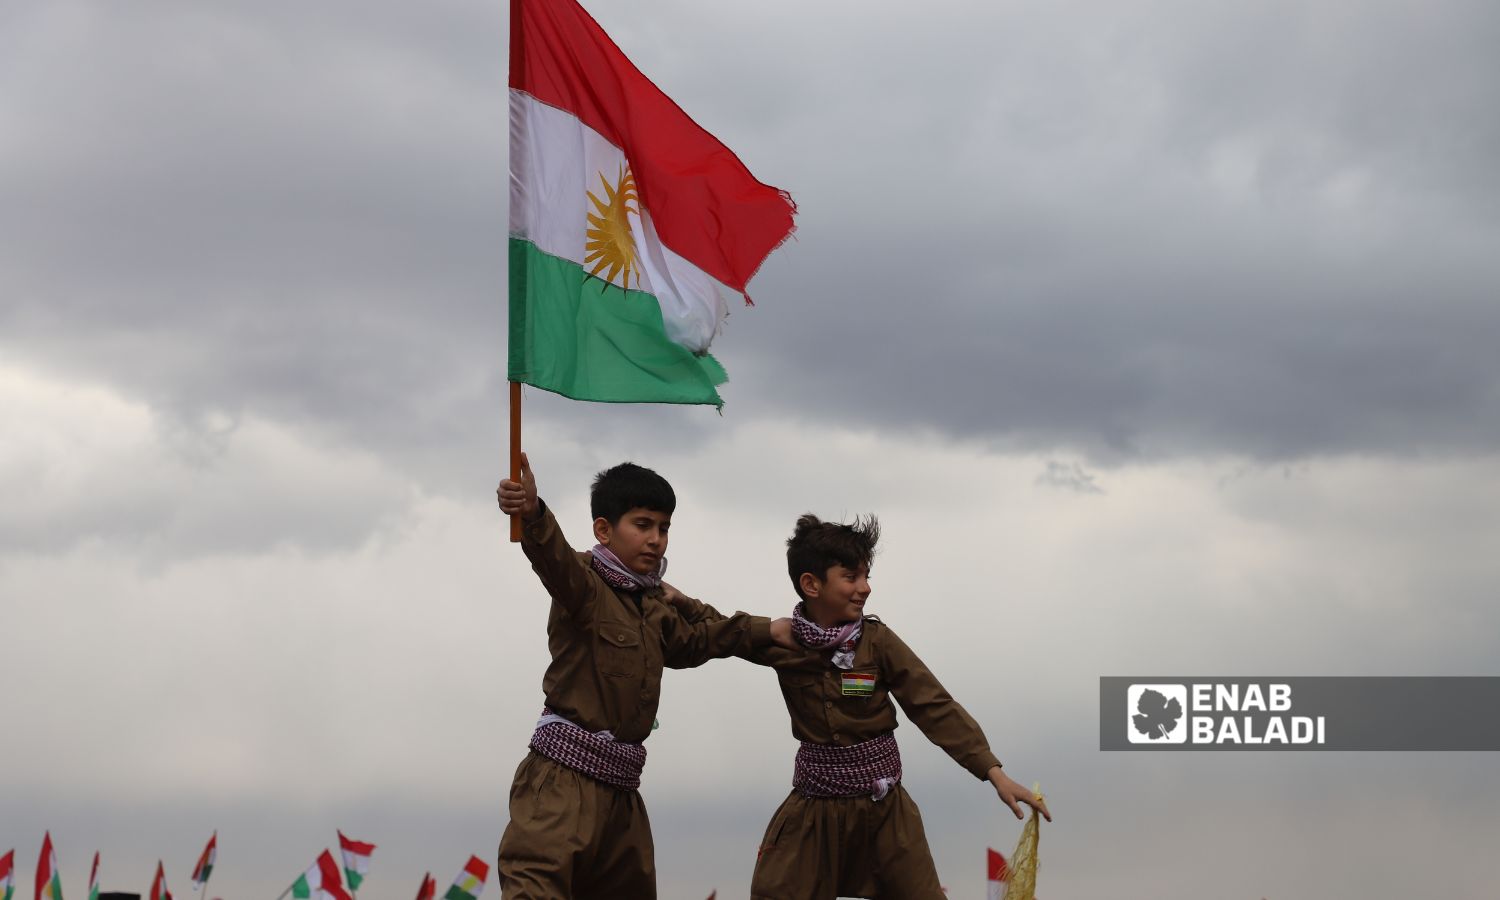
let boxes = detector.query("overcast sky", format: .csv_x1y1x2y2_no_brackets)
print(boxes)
4,0,1499,898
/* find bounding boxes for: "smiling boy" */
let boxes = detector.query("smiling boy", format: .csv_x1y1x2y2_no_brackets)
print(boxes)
668,513,1052,899
495,453,789,899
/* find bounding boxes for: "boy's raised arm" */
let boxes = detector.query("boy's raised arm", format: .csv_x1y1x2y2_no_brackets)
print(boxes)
497,451,594,618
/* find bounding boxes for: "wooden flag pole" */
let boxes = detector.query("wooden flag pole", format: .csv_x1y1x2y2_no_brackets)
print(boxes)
509,380,522,542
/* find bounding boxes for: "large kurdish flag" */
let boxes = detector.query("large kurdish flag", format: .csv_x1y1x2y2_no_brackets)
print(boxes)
508,0,796,407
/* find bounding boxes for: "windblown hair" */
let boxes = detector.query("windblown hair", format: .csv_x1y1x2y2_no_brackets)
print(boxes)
786,513,880,600
590,462,676,524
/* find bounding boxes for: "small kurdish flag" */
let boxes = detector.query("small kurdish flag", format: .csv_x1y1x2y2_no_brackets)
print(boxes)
413,874,434,900
841,673,876,696
290,852,351,900
508,0,796,407
986,848,1008,900
87,854,99,900
149,862,171,900
35,833,61,900
190,834,216,889
335,832,375,893
442,857,488,900
2,849,16,900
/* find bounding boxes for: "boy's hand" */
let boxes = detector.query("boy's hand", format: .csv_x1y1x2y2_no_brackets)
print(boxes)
987,766,1052,822
658,581,693,610
770,617,796,649
497,451,540,522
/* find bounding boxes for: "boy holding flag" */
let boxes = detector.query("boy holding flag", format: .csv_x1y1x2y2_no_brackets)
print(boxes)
496,455,792,898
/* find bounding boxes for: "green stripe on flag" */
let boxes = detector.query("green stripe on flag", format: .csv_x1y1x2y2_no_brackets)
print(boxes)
508,238,728,407
291,875,311,900
345,871,363,892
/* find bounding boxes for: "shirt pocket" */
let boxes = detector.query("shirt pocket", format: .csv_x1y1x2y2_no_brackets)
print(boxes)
596,623,643,677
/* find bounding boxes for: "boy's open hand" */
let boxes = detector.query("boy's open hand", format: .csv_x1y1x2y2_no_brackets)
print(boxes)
987,766,1052,822
497,451,540,522
770,617,796,649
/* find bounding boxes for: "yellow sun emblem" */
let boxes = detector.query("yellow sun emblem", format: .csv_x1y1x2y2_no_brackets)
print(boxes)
585,165,641,290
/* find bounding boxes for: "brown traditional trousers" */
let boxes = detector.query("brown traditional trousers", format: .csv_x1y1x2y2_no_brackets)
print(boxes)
498,752,656,900
751,785,945,899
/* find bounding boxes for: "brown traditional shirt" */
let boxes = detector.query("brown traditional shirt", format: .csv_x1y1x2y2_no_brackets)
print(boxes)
519,502,772,744
681,598,1001,779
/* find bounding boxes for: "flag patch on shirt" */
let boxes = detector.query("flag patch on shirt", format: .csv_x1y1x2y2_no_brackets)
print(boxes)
841,673,876,696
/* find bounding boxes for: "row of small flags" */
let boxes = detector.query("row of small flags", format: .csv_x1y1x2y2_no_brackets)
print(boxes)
2,833,490,900
4,837,1017,899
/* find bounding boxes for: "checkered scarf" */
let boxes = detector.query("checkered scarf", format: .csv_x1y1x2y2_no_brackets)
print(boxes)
528,708,647,791
791,602,863,669
793,733,903,801
590,544,666,592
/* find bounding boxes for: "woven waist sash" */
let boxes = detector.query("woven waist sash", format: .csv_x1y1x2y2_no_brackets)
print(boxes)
528,707,647,791
793,733,902,801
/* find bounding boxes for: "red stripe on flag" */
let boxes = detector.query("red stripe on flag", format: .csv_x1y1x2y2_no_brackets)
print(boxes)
35,832,55,900
1,849,14,881
415,874,434,900
987,847,1008,881
316,852,352,900
510,0,795,297
460,857,488,882
336,833,376,857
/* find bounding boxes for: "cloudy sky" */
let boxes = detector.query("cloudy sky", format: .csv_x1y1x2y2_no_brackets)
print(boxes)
4,0,1499,897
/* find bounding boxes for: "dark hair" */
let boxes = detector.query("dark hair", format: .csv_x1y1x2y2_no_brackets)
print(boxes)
786,513,880,600
591,462,676,524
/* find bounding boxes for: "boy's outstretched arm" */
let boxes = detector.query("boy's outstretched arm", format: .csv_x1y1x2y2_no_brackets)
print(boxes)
656,582,797,669
496,451,595,617
884,627,1053,823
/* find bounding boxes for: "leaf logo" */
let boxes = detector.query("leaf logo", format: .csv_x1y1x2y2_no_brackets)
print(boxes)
1126,684,1188,744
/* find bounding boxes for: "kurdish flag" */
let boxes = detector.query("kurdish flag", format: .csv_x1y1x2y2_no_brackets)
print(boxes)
2,849,15,900
35,833,61,900
441,857,488,900
413,874,434,900
335,832,375,893
190,834,216,889
508,0,796,407
291,852,351,900
87,854,98,900
987,848,1008,900
149,862,170,900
